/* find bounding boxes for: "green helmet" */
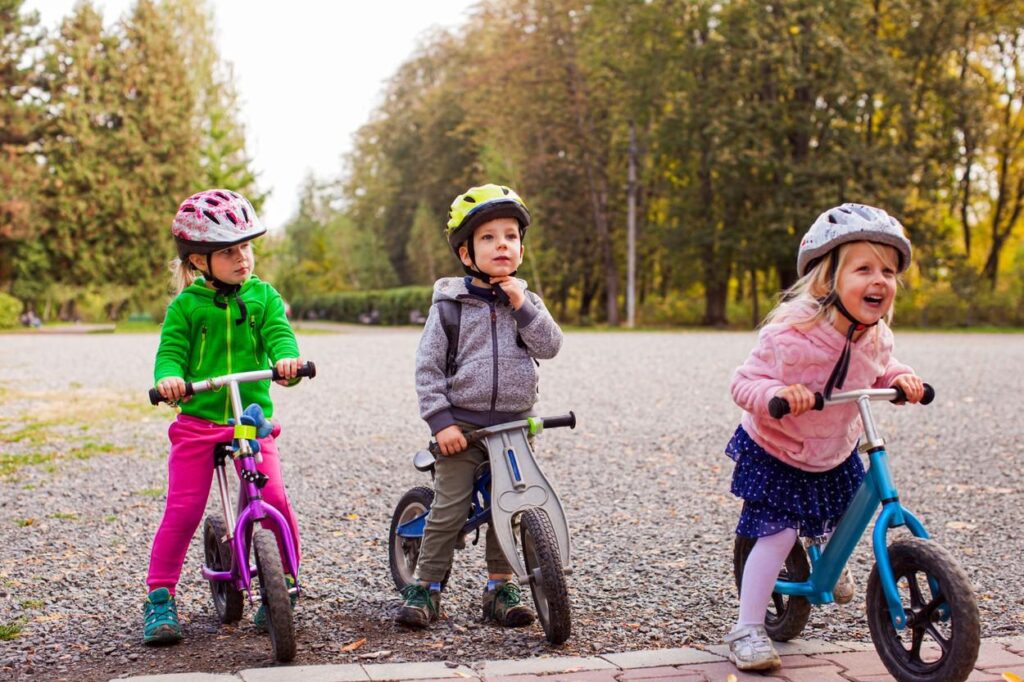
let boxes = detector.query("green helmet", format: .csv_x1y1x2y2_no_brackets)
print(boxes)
445,183,531,255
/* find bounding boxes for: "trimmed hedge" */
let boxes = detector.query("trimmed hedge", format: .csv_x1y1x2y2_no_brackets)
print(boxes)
0,293,21,329
290,286,434,325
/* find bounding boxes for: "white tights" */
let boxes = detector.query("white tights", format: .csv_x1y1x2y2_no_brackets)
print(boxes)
737,528,798,627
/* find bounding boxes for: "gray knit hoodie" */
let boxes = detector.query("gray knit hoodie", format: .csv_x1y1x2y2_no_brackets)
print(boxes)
416,277,563,434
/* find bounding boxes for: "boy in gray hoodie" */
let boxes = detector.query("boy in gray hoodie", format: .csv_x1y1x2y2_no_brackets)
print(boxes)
398,184,563,629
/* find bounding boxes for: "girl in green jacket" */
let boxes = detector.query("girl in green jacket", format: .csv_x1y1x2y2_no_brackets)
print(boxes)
143,190,303,645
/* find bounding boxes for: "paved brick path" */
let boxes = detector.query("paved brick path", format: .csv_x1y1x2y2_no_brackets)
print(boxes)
121,636,1024,681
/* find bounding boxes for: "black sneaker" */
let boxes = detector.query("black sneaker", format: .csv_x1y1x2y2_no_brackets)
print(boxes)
396,584,440,628
482,581,534,627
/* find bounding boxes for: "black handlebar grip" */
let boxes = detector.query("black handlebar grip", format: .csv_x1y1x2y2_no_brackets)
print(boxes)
768,396,790,419
148,382,194,405
891,382,935,405
271,361,317,382
768,393,825,419
542,411,577,430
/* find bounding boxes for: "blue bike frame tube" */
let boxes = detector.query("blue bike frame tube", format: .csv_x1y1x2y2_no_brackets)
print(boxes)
396,475,493,539
775,479,880,604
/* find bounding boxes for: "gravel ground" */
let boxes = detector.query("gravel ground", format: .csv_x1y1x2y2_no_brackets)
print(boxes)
0,329,1021,681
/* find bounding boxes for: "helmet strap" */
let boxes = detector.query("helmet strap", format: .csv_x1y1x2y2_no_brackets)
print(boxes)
460,241,516,305
203,255,248,325
818,250,877,399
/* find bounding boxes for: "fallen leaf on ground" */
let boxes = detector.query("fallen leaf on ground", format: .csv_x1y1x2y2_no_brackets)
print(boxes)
341,637,366,652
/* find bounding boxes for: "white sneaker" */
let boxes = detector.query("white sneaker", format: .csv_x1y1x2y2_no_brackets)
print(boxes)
725,624,782,671
833,566,856,604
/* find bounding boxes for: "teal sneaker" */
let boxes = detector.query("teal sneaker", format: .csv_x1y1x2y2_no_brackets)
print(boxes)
482,581,534,627
142,588,183,645
254,574,297,632
395,584,441,628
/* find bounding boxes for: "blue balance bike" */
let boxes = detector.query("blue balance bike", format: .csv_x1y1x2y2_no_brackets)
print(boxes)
149,362,316,662
734,384,980,682
388,413,577,644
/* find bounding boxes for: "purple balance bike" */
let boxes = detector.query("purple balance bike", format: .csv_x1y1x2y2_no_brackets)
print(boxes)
148,362,316,662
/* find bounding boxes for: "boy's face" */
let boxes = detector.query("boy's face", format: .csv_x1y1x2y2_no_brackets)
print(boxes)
189,241,255,286
459,217,524,277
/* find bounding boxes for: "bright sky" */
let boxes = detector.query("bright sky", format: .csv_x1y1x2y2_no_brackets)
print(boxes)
25,0,477,229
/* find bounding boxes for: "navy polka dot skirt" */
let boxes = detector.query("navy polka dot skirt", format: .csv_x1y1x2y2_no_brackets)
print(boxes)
725,425,864,538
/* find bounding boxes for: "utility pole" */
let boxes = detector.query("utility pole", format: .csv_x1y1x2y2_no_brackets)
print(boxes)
626,120,638,328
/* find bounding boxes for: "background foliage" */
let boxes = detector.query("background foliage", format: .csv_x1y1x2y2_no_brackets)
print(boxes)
2,0,1023,328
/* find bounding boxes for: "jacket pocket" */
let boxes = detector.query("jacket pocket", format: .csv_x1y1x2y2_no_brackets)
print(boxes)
248,315,260,362
194,325,208,371
495,355,539,412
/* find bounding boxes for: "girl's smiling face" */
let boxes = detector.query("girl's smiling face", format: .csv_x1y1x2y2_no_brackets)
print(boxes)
190,241,255,286
833,241,899,330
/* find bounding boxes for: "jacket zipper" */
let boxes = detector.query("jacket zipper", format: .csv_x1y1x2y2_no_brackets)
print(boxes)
489,302,498,423
224,304,233,423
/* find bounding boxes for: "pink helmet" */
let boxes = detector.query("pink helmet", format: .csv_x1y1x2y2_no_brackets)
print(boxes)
172,189,266,260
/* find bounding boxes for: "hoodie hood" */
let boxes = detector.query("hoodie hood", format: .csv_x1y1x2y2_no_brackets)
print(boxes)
431,276,530,304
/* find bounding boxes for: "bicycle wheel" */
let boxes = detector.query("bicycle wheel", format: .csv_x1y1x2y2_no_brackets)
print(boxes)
253,529,296,662
733,535,811,641
388,486,450,591
202,515,243,623
520,508,571,644
866,538,979,682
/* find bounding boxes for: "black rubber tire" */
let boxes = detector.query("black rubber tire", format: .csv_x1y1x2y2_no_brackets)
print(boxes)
203,515,244,624
388,486,450,591
253,529,296,663
733,535,812,642
520,508,571,644
866,538,980,682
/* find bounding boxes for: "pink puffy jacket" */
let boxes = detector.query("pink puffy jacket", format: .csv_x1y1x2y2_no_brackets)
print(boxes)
731,313,913,473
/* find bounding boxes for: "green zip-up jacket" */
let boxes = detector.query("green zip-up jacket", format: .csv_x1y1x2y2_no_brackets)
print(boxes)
154,275,300,424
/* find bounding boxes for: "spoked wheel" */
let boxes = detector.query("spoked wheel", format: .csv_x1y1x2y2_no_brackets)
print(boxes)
203,515,244,623
519,508,571,644
253,529,296,663
733,535,812,641
388,486,450,591
866,538,980,682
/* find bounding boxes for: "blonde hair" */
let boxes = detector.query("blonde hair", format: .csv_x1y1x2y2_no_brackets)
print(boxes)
168,257,199,294
763,241,900,330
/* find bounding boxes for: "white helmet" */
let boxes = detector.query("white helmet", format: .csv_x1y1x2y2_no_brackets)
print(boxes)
797,203,912,277
171,189,266,260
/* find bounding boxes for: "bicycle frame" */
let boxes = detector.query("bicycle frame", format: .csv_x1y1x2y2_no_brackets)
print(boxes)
396,467,493,541
191,371,300,600
395,416,573,583
773,389,931,630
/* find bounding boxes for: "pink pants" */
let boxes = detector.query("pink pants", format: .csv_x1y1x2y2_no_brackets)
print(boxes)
146,414,302,593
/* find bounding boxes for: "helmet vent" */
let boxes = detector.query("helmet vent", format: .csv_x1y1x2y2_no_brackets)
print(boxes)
215,191,230,201
464,195,476,203
501,187,509,195
202,210,220,224
225,211,238,225
241,206,249,222
827,214,838,224
181,205,195,213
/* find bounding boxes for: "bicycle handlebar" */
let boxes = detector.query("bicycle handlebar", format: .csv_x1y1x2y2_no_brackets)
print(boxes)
768,383,934,419
428,411,576,456
149,361,317,405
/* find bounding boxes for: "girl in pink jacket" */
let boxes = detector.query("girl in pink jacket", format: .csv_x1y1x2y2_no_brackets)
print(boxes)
724,204,926,672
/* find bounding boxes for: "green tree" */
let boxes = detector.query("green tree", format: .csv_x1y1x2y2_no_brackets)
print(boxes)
0,0,45,301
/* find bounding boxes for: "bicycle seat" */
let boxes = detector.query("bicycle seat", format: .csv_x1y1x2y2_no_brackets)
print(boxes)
413,449,436,472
